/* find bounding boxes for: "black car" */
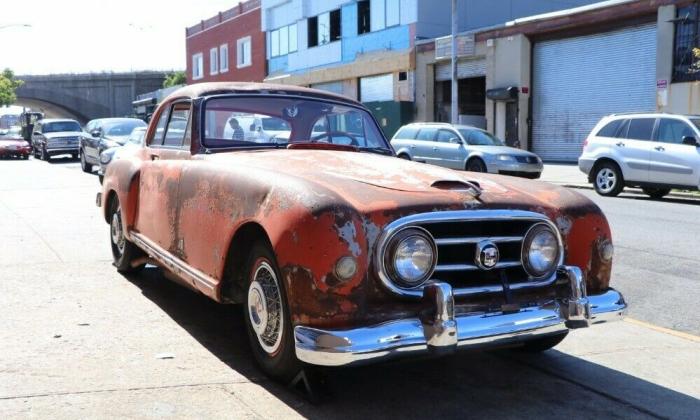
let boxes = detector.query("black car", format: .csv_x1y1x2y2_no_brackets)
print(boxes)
79,118,147,173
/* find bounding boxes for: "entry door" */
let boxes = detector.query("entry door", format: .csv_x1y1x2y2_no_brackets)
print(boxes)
414,127,440,164
505,102,519,148
435,128,464,169
615,118,653,183
650,118,700,187
135,101,192,254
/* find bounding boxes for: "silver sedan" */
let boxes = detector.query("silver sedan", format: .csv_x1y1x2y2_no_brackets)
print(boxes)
391,123,543,179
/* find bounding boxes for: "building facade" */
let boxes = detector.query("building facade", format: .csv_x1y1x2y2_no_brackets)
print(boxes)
416,0,698,162
185,0,266,84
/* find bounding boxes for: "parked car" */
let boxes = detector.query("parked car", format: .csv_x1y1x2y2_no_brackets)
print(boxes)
98,127,147,182
31,119,82,161
0,135,31,159
80,118,147,173
5,126,23,140
391,123,543,179
98,82,625,381
579,113,700,198
223,114,291,143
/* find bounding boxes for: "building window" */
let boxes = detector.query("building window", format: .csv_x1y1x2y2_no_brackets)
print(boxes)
210,48,218,75
309,9,341,47
386,0,400,27
220,44,229,73
358,0,370,34
269,23,298,57
673,5,700,82
192,53,204,80
237,36,252,68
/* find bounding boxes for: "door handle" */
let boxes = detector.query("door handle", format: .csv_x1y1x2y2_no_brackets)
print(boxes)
150,154,160,161
410,145,416,148
615,142,625,147
432,147,438,151
654,146,665,152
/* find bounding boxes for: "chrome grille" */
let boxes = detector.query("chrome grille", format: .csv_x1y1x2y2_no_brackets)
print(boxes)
375,210,563,299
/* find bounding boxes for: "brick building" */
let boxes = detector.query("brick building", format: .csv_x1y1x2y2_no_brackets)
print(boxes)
185,0,266,84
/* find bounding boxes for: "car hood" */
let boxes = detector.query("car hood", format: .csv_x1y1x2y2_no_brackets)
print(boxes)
45,131,83,139
468,145,538,157
203,149,591,215
0,139,29,148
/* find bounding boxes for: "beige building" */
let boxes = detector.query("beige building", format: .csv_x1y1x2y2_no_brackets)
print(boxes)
415,0,699,162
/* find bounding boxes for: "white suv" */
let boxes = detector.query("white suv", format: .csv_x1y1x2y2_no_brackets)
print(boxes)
579,113,700,198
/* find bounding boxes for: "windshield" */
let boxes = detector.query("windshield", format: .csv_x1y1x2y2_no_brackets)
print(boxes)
689,119,700,132
43,121,81,133
128,128,147,145
104,120,147,137
460,129,505,146
203,96,390,152
9,127,21,135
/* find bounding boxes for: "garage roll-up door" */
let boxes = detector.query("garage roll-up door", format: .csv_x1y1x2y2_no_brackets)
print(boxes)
531,24,657,162
435,58,486,82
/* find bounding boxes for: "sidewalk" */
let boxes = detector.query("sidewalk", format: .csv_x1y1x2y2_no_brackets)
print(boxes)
540,163,700,199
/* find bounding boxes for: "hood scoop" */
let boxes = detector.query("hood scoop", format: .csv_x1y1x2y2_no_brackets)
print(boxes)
430,179,482,198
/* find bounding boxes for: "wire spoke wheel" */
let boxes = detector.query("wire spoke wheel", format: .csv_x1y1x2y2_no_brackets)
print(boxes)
110,205,126,256
247,262,284,355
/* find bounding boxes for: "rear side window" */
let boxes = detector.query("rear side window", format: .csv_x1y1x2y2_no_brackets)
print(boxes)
614,119,630,138
626,118,655,141
394,126,418,140
416,128,437,141
597,119,622,137
150,108,170,146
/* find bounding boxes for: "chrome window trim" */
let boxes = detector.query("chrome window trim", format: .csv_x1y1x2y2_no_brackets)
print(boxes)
374,210,565,299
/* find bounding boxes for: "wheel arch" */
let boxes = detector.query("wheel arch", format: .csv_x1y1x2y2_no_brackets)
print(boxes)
465,154,487,170
219,221,273,304
590,157,622,183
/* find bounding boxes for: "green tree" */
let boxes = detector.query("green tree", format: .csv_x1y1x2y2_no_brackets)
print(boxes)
0,68,23,107
163,71,186,88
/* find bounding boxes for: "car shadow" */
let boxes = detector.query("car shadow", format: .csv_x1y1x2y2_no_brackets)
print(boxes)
47,155,79,164
124,268,700,419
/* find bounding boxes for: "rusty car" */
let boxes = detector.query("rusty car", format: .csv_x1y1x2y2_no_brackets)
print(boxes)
97,82,626,381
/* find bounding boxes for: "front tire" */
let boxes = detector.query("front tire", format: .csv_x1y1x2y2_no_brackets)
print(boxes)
80,150,93,173
109,195,144,274
642,187,670,199
466,157,486,172
593,161,624,197
243,241,301,382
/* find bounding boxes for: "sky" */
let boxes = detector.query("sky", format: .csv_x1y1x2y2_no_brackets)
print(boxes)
0,0,242,75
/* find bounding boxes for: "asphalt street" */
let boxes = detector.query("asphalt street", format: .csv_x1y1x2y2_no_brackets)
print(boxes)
0,157,698,419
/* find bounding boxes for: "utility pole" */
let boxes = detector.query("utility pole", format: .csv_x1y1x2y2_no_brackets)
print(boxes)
451,0,459,124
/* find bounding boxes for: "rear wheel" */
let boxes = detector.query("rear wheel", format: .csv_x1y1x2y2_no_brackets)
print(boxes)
243,241,301,382
593,161,624,197
642,187,671,199
466,157,486,172
80,150,93,173
109,195,144,274
515,332,568,352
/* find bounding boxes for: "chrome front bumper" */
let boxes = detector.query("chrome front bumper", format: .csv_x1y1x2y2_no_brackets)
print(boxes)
294,266,626,367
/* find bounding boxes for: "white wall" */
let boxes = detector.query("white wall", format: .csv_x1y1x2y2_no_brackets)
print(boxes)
287,41,343,72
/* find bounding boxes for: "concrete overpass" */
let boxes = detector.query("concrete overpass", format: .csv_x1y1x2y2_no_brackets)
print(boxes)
15,72,167,123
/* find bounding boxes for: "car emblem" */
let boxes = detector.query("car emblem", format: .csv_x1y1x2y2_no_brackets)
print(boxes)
285,106,299,118
475,240,500,270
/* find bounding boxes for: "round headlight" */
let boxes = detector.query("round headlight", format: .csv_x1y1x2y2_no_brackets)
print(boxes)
522,224,560,279
385,228,437,288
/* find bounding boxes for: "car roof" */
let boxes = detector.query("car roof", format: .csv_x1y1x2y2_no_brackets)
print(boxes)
40,118,79,124
164,82,362,106
401,122,483,131
606,112,700,119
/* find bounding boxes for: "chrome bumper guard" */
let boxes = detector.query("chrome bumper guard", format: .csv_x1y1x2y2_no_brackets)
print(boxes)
294,266,626,367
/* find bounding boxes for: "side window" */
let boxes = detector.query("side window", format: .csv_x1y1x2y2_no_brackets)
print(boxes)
394,126,418,140
614,119,630,139
150,107,171,146
163,103,191,147
656,119,695,145
416,128,437,141
437,129,459,143
626,118,655,141
597,120,622,137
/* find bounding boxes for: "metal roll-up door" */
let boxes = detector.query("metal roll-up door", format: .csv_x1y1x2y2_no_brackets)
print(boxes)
311,81,344,95
531,24,657,162
435,58,486,82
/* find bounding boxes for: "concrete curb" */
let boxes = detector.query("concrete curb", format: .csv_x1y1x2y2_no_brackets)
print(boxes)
549,182,700,200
